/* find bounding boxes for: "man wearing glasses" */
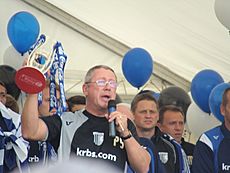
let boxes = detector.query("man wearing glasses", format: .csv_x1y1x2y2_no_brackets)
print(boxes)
21,65,150,172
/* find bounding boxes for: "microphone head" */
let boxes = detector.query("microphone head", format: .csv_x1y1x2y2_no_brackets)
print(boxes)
108,100,116,109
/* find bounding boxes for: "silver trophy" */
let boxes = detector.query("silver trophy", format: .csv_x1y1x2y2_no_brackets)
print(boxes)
15,36,55,94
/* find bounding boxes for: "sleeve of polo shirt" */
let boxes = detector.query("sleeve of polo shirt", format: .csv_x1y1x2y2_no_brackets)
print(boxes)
41,115,62,152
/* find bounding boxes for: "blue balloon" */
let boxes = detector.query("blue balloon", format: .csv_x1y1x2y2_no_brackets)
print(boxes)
209,82,230,122
7,11,40,54
191,69,224,113
122,48,153,89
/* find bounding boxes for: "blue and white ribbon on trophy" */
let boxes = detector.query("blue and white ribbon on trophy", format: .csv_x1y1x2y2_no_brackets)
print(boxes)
49,42,68,116
28,34,46,55
29,34,67,115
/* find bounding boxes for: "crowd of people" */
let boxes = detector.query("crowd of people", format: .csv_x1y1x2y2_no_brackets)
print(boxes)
0,64,230,173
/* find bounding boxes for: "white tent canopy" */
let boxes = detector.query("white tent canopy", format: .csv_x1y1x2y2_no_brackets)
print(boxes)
43,0,230,82
1,0,230,101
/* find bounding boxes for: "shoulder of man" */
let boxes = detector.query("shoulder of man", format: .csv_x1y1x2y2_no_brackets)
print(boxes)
199,125,223,151
192,134,216,173
61,110,88,127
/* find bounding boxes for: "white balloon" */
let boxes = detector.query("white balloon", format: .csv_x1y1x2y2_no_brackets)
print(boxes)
3,46,28,70
215,0,230,30
187,102,221,140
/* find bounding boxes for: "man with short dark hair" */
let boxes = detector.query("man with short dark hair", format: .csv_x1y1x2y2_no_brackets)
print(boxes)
158,105,194,170
0,81,28,172
0,81,8,132
5,94,19,113
0,81,7,105
66,95,86,112
26,79,60,167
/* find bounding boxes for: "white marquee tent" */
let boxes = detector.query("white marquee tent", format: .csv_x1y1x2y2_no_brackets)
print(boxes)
1,0,230,102
1,0,230,143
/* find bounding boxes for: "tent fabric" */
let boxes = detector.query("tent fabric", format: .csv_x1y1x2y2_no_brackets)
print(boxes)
45,0,230,82
0,0,230,99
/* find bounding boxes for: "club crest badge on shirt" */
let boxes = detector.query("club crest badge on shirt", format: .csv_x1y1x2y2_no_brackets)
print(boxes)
158,152,169,164
93,132,104,146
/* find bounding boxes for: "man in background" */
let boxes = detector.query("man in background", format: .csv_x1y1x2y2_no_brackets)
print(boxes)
5,94,19,113
192,87,230,173
131,92,177,173
158,105,192,172
26,80,60,168
66,95,86,112
0,81,7,105
0,81,28,172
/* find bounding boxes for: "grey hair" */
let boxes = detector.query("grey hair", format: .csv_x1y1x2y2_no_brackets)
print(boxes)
84,65,117,83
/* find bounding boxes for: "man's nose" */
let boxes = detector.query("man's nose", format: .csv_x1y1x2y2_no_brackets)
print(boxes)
104,82,111,90
175,123,183,130
145,110,152,117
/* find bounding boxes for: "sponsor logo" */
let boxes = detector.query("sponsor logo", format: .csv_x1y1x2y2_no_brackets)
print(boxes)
93,132,104,146
28,155,39,162
19,74,43,87
76,148,117,162
222,163,230,171
66,121,74,126
158,152,168,164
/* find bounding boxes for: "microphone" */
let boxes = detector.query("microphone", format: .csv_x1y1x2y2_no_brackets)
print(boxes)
108,100,116,137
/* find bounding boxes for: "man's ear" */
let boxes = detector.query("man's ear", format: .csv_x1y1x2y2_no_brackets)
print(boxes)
157,122,161,129
82,84,88,96
220,103,225,117
156,113,159,122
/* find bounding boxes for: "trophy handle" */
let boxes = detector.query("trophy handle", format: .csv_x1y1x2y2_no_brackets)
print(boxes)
27,42,55,73
15,38,56,94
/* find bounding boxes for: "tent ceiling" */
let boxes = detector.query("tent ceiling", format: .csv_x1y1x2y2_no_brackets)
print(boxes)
22,0,191,94
1,0,230,102
41,0,230,83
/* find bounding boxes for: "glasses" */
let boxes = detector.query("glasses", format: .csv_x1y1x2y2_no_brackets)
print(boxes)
86,79,118,89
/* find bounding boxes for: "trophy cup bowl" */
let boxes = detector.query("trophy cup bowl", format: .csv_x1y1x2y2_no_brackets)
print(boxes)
15,38,55,94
